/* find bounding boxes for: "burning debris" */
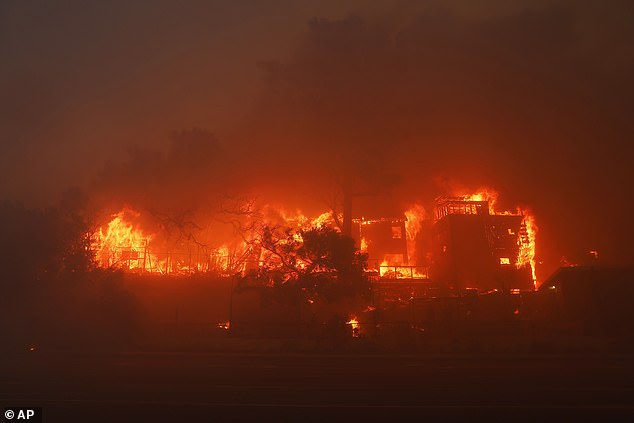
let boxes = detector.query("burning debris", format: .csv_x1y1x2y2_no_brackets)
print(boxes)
92,209,155,272
90,205,341,275
92,208,246,274
89,187,537,296
347,316,360,338
351,204,428,280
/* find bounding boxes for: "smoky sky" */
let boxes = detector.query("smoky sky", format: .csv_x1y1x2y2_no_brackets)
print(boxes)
1,0,633,278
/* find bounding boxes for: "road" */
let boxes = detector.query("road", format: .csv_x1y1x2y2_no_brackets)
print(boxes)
2,351,633,421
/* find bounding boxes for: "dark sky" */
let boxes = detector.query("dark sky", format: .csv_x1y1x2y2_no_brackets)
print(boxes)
1,0,633,278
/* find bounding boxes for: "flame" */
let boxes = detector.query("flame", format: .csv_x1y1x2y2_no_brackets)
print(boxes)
360,237,368,252
347,316,360,338
404,204,425,240
379,255,405,278
92,191,534,285
412,268,428,279
213,245,231,272
378,255,424,278
404,204,425,265
273,207,336,230
310,211,334,228
92,205,334,275
447,188,538,287
379,258,389,277
457,187,498,214
517,210,538,287
93,209,156,271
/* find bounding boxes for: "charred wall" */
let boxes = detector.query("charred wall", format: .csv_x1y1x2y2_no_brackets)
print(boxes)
352,219,408,266
431,213,533,292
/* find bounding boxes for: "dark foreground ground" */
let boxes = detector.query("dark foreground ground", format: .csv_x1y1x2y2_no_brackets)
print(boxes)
1,350,633,422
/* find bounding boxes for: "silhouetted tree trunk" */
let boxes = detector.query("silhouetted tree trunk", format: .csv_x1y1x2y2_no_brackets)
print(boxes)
343,186,353,236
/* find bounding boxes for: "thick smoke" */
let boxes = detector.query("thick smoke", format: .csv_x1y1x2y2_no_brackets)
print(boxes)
239,7,634,277
1,1,633,279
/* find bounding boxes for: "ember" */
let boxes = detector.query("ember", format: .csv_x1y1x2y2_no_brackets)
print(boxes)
347,316,360,338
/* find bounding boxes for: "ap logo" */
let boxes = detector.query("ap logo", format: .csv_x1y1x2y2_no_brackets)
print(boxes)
3,408,41,422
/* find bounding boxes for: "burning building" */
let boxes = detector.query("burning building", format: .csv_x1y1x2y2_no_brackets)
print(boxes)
430,195,536,293
90,205,345,276
351,209,429,280
91,208,248,275
352,215,408,266
90,187,537,297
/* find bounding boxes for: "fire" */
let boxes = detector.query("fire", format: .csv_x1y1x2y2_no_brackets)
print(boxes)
91,189,535,286
457,187,499,214
517,210,538,287
360,237,368,252
450,187,538,287
310,211,335,228
92,206,345,274
273,208,336,230
404,204,424,240
213,245,231,272
379,258,389,277
378,257,425,279
404,203,425,265
93,209,156,271
412,268,428,279
347,316,360,338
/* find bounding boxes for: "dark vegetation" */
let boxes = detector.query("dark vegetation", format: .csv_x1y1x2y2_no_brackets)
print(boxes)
0,197,372,352
241,225,369,299
2,194,633,354
231,225,371,337
0,198,139,351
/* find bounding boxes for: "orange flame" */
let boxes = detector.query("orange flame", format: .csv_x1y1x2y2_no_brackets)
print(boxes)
347,316,360,338
404,203,425,264
462,188,498,214
360,237,368,252
517,209,538,287
93,209,156,271
449,187,538,287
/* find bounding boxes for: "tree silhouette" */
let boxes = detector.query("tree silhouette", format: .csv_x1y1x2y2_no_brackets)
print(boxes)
244,224,370,302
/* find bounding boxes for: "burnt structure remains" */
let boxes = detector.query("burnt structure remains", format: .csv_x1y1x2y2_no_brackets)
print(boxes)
430,197,534,293
352,216,408,267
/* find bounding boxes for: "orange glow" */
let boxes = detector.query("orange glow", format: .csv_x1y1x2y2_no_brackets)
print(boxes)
378,256,426,279
92,190,535,285
347,316,360,337
412,268,428,279
92,209,156,271
214,245,231,272
404,203,425,265
92,207,343,275
517,210,538,287
275,208,336,230
451,188,538,287
458,187,499,214
360,237,368,252
404,204,424,240
379,258,390,277
310,211,335,228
